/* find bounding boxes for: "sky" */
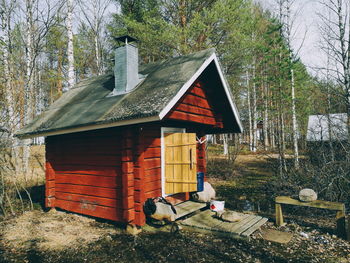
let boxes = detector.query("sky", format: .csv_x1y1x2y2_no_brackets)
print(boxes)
256,0,325,76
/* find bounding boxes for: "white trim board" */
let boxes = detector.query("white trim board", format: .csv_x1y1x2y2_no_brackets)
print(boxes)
158,52,243,133
160,127,185,197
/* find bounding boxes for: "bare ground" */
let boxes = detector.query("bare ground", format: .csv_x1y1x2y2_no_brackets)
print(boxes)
0,154,349,263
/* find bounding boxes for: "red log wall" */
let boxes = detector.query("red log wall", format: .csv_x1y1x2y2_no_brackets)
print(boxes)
46,128,125,222
166,81,223,128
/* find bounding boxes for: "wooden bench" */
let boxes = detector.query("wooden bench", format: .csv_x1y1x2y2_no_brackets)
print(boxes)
275,196,348,240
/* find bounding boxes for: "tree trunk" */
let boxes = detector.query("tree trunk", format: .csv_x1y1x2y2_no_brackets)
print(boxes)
23,0,35,178
263,75,269,151
247,70,253,151
252,63,258,152
290,67,299,168
67,0,75,89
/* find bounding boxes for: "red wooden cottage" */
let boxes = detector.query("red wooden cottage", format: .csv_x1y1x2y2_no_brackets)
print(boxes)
17,36,242,227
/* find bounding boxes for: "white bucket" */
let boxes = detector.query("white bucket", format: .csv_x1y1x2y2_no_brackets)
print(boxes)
210,200,225,212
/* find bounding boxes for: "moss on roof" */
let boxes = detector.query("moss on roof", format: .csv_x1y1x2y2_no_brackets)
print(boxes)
17,48,215,137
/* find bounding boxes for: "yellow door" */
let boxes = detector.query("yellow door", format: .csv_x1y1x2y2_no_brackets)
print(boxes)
164,133,197,195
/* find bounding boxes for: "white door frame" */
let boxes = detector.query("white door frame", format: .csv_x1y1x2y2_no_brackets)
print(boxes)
161,127,186,197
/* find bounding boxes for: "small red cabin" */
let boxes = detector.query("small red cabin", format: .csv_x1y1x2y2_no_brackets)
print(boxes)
18,40,242,227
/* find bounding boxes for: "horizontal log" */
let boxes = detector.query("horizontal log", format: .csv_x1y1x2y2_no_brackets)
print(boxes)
134,179,161,192
52,165,121,176
142,138,161,148
144,147,161,158
55,174,121,188
46,180,55,189
182,94,211,109
144,158,161,169
145,173,160,183
55,199,123,222
189,86,207,98
167,110,216,125
56,192,121,208
51,154,122,166
175,103,214,118
55,183,122,199
144,167,161,177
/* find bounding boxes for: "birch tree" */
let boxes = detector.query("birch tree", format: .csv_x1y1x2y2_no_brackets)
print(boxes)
319,0,350,140
277,0,300,168
77,0,111,75
67,0,75,89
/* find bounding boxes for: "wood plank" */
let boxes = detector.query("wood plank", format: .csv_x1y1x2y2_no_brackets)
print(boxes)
241,218,269,237
182,94,211,109
175,201,207,219
144,158,161,169
56,192,121,208
53,165,121,176
144,147,161,158
55,199,123,222
134,179,161,192
180,210,267,238
235,216,262,235
227,214,255,233
55,184,121,199
175,103,214,117
190,86,207,98
167,111,216,125
275,196,345,211
55,174,121,188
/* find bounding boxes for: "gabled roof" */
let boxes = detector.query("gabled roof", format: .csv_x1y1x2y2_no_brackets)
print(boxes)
17,48,242,138
306,113,348,141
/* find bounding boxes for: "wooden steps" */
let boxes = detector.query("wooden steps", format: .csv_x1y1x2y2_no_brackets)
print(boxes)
180,209,268,239
174,201,207,219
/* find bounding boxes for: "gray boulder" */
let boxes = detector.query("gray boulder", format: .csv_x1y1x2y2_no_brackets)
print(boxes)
299,188,317,202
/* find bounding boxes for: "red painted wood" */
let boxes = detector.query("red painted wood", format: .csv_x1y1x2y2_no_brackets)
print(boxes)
182,94,211,109
190,86,207,98
56,192,120,208
53,165,121,177
47,180,55,189
133,128,146,226
175,103,214,117
144,147,161,158
121,128,135,222
142,138,161,148
134,211,146,226
55,174,121,188
55,199,123,222
144,158,161,169
167,110,216,125
51,154,122,166
165,80,224,129
134,179,161,192
55,184,122,199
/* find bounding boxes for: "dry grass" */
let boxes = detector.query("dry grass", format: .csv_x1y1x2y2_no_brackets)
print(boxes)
1,209,120,251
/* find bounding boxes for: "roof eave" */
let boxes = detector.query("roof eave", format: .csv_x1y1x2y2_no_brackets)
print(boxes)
16,115,160,139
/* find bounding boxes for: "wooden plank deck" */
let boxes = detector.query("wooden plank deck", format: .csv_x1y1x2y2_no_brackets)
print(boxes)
180,209,268,239
175,201,207,219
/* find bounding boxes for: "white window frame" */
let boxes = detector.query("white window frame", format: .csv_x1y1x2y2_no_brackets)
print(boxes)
161,127,186,197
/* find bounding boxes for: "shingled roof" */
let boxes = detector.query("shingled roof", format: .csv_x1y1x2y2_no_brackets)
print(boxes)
17,48,242,138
